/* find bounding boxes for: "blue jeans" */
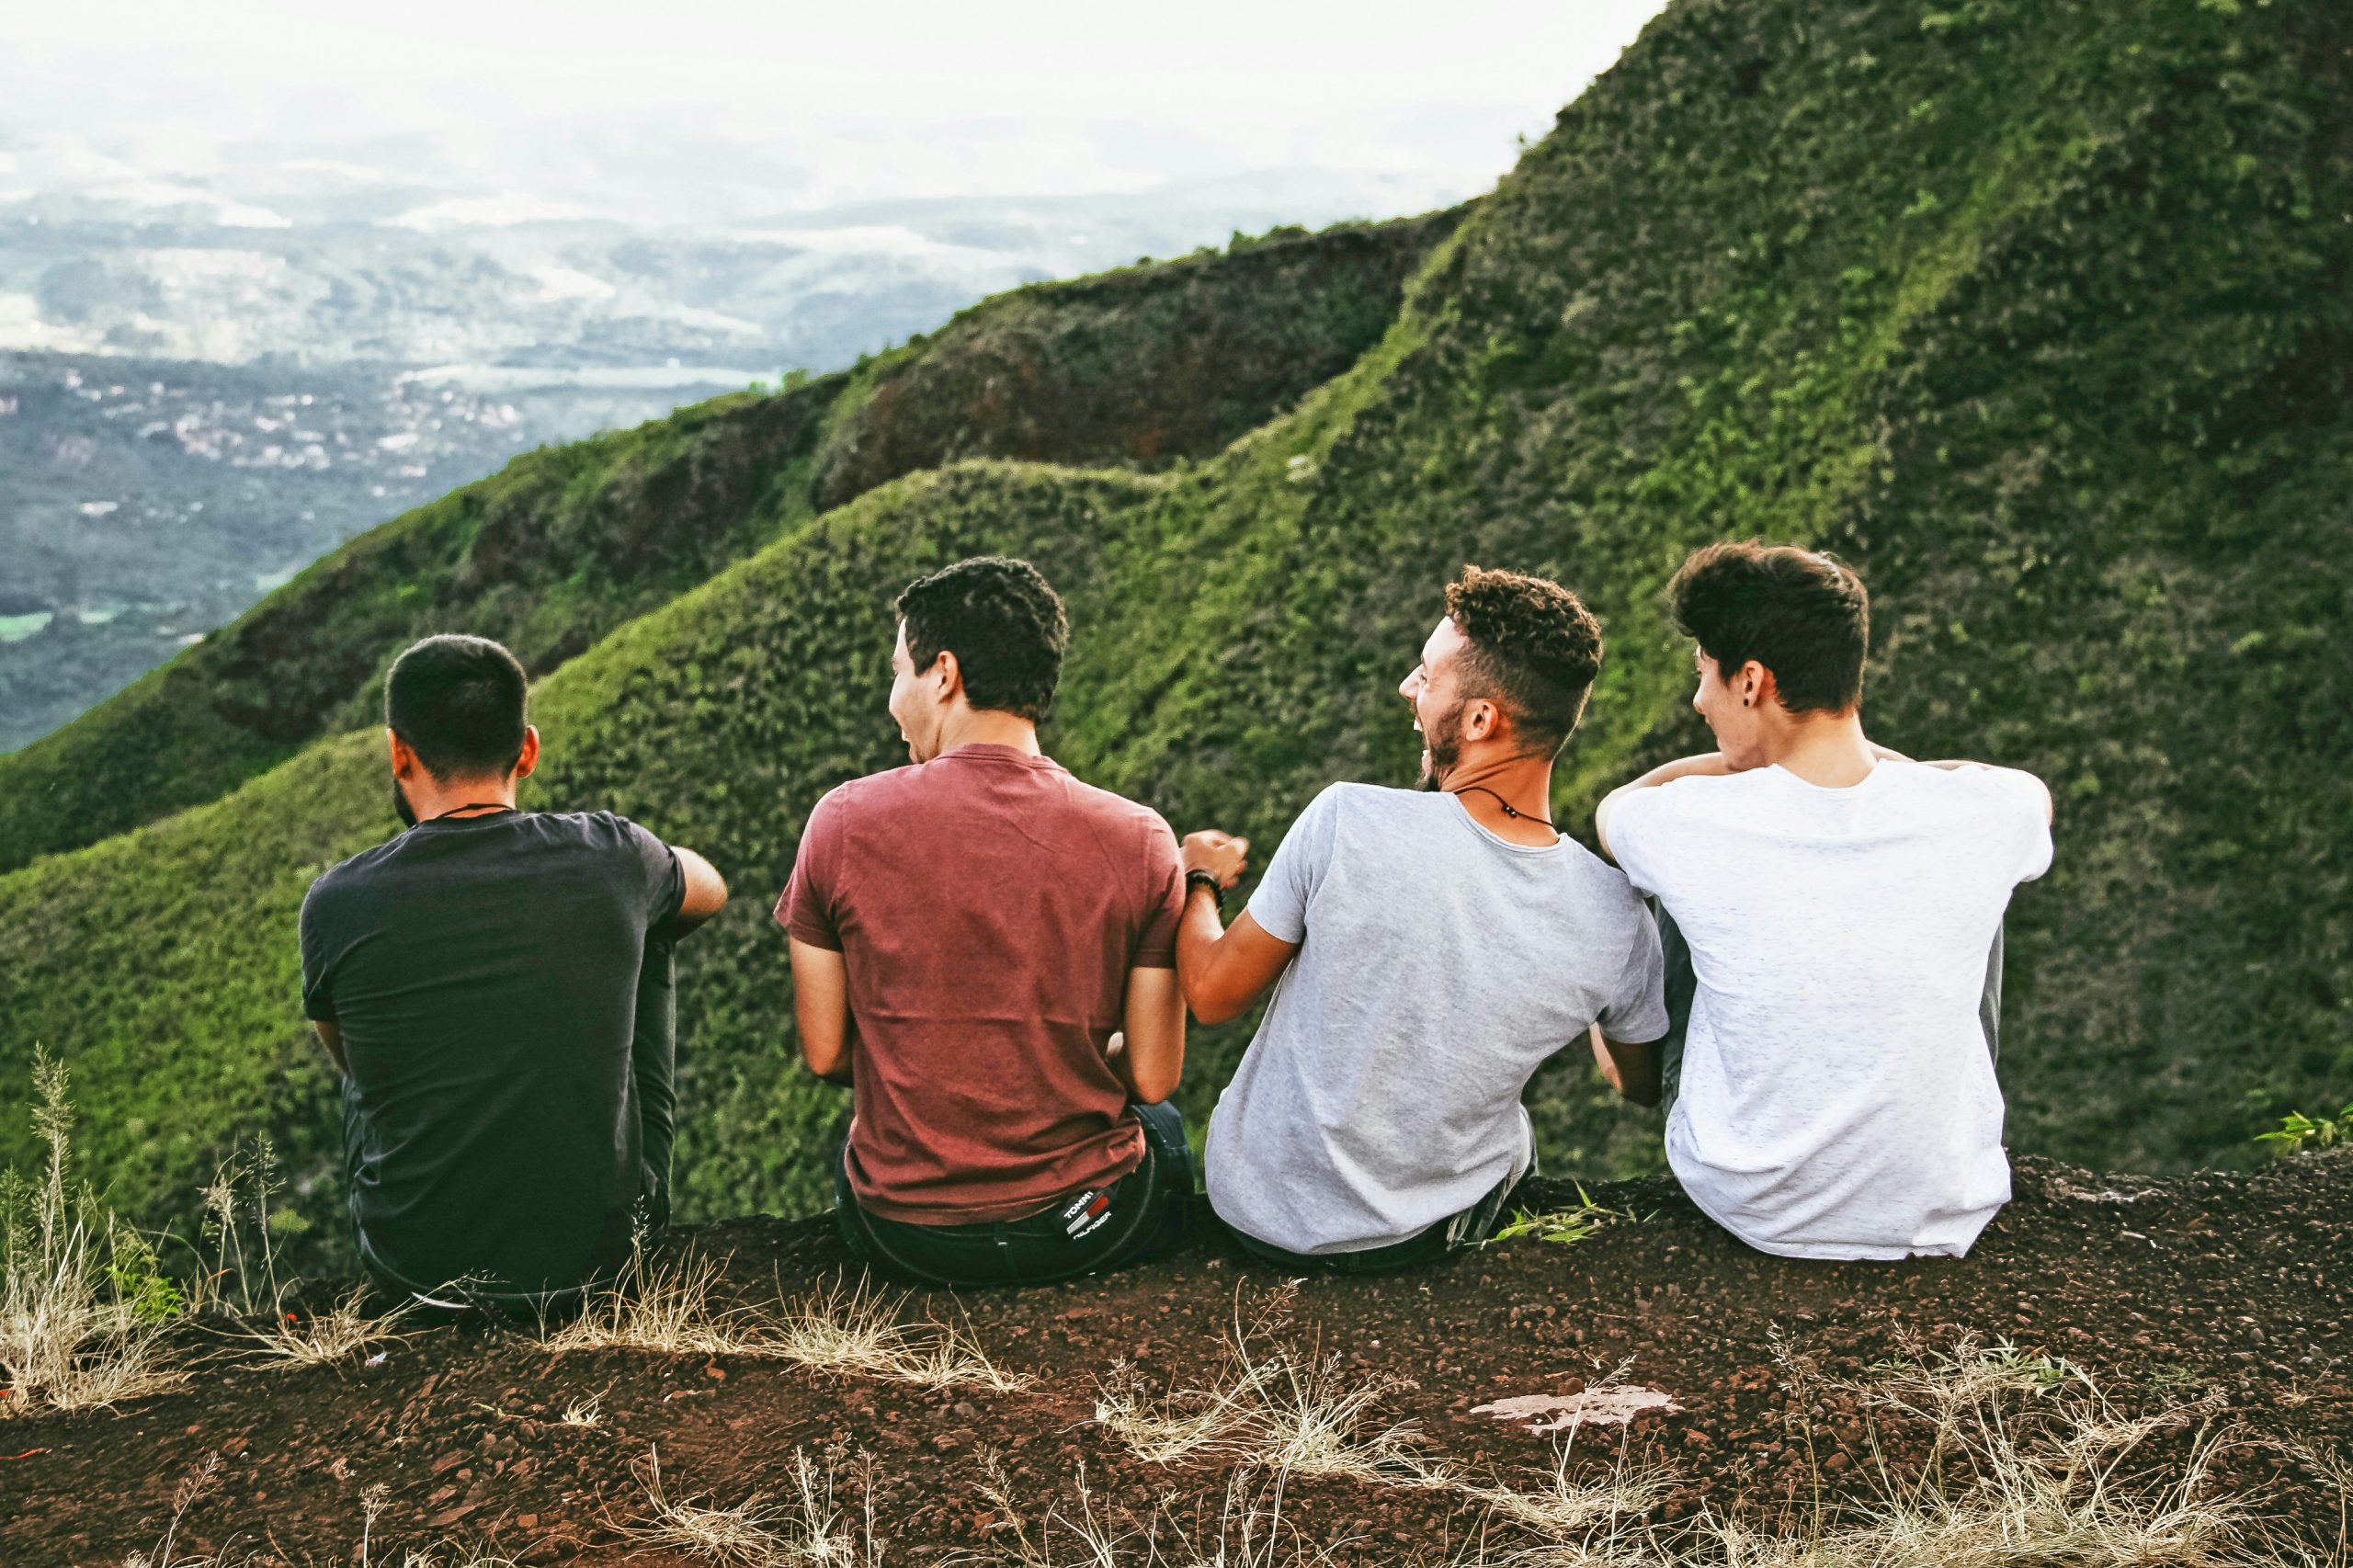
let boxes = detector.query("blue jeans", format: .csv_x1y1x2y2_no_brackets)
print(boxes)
833,1100,1194,1288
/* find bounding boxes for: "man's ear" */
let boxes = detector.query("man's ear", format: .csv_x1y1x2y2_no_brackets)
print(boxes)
387,728,416,778
513,724,540,781
1465,696,1502,743
1735,659,1773,710
931,648,963,703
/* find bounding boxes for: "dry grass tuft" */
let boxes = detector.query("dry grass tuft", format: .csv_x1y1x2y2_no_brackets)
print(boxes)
558,1391,605,1427
972,1455,1353,1568
543,1245,774,1358
770,1275,1029,1393
548,1255,1025,1394
2,1051,189,1415
1093,1286,1436,1485
630,1444,882,1567
229,1283,415,1371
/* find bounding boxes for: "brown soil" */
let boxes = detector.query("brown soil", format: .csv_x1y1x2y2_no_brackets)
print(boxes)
5,1152,2347,1566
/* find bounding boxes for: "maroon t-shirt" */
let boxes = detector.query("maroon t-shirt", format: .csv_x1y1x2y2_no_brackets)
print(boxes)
778,744,1185,1224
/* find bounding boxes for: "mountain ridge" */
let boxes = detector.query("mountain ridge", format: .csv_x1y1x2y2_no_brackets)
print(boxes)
1,0,2345,1266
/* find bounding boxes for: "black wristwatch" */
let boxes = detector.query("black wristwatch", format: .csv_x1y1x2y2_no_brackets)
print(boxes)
1185,869,1226,910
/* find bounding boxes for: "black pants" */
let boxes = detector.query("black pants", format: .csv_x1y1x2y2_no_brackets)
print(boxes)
1653,905,2006,1118
1223,1166,1524,1276
833,1101,1193,1288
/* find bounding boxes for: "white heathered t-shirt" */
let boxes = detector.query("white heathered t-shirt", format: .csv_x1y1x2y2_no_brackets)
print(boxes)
1206,783,1669,1256
1607,760,2053,1261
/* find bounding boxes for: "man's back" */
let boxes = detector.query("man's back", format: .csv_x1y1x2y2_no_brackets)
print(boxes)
1608,759,2053,1258
1208,783,1665,1255
780,744,1183,1223
301,810,684,1293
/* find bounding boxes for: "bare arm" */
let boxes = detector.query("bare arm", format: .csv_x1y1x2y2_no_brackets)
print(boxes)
1588,1023,1662,1108
788,937,856,1085
312,1020,349,1078
1595,753,1733,863
1177,896,1301,1026
669,845,730,931
1113,966,1187,1104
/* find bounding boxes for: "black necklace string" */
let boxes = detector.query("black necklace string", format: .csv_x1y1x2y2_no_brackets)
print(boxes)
429,801,517,823
1447,784,1559,836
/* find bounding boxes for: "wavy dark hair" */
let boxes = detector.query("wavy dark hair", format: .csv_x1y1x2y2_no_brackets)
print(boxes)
1442,565,1605,758
1667,541,1869,713
384,634,529,780
896,556,1070,723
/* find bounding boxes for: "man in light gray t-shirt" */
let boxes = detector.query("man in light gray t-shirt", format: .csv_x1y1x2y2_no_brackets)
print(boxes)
1176,567,1669,1270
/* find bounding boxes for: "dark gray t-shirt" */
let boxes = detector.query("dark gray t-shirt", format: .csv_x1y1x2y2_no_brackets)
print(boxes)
1206,784,1668,1255
300,810,684,1295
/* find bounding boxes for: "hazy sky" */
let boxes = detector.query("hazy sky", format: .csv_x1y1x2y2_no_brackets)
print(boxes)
6,1,1670,216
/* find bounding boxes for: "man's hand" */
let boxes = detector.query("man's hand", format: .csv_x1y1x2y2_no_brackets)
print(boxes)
1589,1023,1662,1108
1181,830,1249,889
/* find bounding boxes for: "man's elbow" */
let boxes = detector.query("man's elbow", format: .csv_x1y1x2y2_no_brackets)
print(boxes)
1131,1070,1179,1105
1183,983,1246,1028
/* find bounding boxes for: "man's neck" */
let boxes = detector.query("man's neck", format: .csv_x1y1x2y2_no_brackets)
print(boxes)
933,709,1042,759
1758,709,1877,789
404,775,520,822
1438,748,1558,845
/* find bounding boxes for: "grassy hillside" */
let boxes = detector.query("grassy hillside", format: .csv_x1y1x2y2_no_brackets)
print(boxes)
2,0,2346,1263
0,210,1460,874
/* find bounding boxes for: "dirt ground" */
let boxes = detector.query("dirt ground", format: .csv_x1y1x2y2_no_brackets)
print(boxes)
4,1152,2347,1567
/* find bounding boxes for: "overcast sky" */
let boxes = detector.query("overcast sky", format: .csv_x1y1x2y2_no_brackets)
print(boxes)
6,1,1670,217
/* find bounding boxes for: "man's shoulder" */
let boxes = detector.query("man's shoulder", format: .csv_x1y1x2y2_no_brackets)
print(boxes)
801,767,918,825
1056,771,1174,838
304,835,405,914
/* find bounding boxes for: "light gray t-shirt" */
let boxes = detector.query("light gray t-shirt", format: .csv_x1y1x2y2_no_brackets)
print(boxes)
1608,760,2053,1261
1206,783,1668,1256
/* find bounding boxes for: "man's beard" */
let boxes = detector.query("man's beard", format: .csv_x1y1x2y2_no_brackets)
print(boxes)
1416,699,1467,790
392,778,418,828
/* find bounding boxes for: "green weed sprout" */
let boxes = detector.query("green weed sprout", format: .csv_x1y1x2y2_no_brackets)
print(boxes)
2256,1103,2353,1156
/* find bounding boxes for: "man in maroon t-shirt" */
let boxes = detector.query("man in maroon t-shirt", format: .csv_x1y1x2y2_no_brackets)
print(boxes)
779,555,1245,1286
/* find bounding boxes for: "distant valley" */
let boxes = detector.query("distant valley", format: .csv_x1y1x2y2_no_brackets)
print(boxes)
0,162,1475,753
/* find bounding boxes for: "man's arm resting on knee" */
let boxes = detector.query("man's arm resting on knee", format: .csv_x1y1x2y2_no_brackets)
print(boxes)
1588,1024,1663,1108
1113,966,1186,1104
789,938,857,1085
1595,754,1733,864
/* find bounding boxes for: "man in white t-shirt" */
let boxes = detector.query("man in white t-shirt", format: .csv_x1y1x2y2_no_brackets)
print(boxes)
1594,542,2053,1261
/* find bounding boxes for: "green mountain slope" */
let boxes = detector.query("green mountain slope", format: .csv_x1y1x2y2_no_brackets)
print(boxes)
0,210,1460,874
3,0,2346,1260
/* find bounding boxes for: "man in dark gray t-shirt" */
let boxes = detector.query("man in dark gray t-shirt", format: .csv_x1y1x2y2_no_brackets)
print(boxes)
299,635,726,1306
1176,569,1667,1272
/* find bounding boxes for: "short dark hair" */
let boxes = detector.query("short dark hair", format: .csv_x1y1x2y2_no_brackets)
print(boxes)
1442,565,1605,757
896,556,1069,723
1666,542,1869,713
383,634,529,780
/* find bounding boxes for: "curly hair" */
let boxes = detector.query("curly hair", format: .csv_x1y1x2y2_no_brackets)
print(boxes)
896,556,1071,723
1667,541,1869,713
1442,565,1604,757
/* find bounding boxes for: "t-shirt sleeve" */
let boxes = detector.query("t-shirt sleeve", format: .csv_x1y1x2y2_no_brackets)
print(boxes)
1603,786,1677,898
1130,812,1185,970
1245,785,1342,945
1597,897,1671,1044
298,879,338,1024
777,789,846,950
619,816,688,930
1984,768,2055,885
